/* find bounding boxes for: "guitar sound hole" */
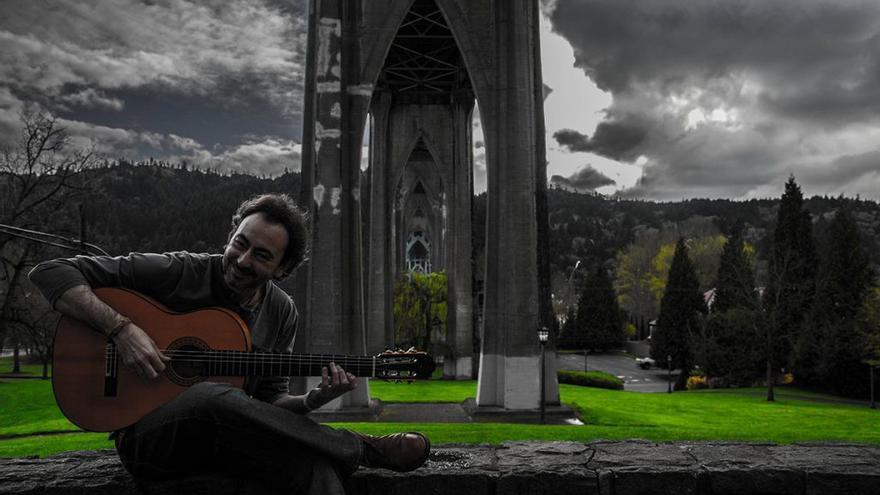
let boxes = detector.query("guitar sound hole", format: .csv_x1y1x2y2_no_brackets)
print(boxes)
171,344,209,379
166,337,210,387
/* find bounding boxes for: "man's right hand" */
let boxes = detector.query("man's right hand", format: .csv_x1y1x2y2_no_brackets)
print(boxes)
113,322,170,380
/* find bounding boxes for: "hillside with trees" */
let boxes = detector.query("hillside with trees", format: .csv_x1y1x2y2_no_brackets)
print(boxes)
3,151,880,398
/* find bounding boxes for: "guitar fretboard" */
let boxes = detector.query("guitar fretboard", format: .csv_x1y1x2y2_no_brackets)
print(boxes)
107,347,379,377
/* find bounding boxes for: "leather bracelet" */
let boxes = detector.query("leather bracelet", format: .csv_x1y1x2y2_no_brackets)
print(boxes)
107,317,132,340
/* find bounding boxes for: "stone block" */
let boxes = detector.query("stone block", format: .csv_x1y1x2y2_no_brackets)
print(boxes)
494,442,598,495
770,443,880,495
686,442,803,495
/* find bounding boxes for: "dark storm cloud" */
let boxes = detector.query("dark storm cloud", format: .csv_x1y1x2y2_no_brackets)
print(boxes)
553,129,590,151
546,0,880,199
548,0,880,104
551,165,616,192
553,121,645,161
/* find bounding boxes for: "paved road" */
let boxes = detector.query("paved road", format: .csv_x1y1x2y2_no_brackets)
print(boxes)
556,352,678,393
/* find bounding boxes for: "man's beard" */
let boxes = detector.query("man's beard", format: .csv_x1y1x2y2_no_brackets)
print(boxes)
222,256,258,293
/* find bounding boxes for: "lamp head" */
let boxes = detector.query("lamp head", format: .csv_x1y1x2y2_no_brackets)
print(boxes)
537,327,549,344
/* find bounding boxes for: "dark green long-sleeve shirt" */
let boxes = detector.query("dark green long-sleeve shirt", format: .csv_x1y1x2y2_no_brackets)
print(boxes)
28,251,298,404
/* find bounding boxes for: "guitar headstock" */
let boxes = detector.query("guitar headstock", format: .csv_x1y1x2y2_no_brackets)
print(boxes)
375,348,435,380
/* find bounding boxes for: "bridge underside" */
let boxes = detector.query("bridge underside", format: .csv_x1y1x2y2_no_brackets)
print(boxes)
298,0,559,410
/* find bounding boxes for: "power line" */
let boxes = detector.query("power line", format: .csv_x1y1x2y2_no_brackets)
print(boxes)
0,223,109,256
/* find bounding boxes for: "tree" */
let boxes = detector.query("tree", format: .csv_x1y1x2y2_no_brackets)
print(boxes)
701,308,764,387
651,238,707,390
575,266,625,351
615,224,724,329
762,176,816,401
797,206,873,395
857,286,880,398
615,235,660,325
7,283,57,379
712,226,757,313
392,271,447,352
1,112,96,351
698,226,762,386
558,305,580,349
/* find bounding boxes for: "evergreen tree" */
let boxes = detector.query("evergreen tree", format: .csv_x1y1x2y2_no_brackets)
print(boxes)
712,226,757,313
651,238,707,390
576,266,625,351
763,176,817,400
699,226,762,386
797,206,873,395
701,308,764,386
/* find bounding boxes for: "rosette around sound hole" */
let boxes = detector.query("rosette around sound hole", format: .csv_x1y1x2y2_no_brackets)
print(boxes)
166,337,210,386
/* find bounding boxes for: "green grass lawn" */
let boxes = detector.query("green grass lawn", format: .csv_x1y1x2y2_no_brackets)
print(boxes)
2,375,878,458
0,355,50,378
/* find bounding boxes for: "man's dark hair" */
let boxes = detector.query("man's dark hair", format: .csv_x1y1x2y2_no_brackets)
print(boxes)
229,193,309,277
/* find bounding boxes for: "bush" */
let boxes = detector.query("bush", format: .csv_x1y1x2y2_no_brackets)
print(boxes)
557,370,624,390
687,375,709,390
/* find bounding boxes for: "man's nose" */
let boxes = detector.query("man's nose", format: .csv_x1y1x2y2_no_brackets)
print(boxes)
237,249,254,268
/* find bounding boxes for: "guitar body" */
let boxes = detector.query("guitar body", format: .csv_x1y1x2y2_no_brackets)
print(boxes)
52,288,249,432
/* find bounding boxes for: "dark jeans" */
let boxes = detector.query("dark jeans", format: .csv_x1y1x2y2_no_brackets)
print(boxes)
115,382,362,494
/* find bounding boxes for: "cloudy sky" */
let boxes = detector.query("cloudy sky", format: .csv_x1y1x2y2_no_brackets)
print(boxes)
2,0,879,200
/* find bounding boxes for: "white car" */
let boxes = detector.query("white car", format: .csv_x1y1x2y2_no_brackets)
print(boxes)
635,357,655,370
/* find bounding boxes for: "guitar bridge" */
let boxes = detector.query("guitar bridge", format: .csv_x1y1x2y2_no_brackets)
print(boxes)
104,342,118,397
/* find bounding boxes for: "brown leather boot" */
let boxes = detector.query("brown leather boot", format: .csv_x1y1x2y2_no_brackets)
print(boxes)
353,431,430,472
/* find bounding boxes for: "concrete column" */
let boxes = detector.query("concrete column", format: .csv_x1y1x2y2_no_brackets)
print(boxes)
298,0,370,408
475,0,551,409
446,90,475,379
366,90,393,353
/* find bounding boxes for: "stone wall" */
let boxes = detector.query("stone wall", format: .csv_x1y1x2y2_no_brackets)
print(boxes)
2,441,879,494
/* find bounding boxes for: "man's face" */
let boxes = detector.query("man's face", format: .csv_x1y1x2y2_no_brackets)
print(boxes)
222,212,289,297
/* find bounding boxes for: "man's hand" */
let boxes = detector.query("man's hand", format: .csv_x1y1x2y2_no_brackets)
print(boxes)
113,322,171,380
307,362,358,409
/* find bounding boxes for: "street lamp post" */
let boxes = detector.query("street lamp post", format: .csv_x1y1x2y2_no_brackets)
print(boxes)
566,260,581,316
538,327,549,424
667,355,673,393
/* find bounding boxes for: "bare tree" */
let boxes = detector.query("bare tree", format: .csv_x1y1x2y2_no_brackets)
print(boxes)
7,285,58,379
0,111,98,354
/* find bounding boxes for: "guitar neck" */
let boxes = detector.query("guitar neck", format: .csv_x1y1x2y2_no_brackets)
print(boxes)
163,349,377,378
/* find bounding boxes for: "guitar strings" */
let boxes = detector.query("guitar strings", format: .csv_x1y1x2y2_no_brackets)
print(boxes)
103,348,420,377
103,349,413,365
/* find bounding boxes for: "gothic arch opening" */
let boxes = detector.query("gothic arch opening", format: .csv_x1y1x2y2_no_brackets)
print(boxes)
364,0,477,378
395,140,444,277
377,0,472,103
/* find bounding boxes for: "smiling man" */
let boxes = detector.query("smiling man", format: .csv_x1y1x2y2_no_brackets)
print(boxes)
28,193,430,494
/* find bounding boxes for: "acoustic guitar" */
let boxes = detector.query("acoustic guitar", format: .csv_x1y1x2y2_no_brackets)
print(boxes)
52,287,435,432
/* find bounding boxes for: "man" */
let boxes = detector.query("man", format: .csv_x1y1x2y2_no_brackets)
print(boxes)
29,193,429,494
